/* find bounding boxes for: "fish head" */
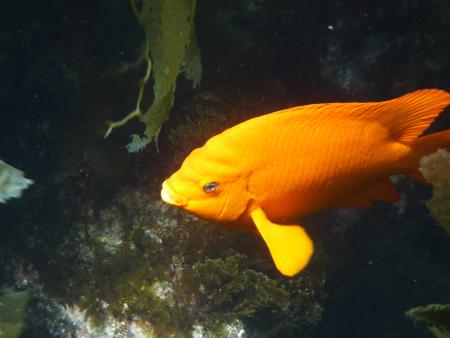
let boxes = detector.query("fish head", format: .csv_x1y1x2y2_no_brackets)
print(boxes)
161,140,251,223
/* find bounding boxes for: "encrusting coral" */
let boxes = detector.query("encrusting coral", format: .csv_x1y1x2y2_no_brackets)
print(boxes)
419,148,450,235
104,0,201,152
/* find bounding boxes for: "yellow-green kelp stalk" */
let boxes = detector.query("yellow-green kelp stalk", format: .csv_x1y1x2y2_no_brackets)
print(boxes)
105,0,201,152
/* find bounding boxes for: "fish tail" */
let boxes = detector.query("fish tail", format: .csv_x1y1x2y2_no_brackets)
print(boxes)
406,130,450,183
412,130,450,155
389,89,449,182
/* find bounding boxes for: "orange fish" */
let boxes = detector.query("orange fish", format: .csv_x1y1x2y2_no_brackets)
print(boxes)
161,89,450,276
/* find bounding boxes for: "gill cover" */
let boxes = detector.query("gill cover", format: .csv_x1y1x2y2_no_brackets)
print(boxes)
161,135,252,223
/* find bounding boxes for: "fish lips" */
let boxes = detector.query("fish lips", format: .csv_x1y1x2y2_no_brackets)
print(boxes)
161,180,188,207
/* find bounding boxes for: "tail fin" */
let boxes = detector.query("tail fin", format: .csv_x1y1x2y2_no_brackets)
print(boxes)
400,90,450,182
407,128,450,183
412,130,450,155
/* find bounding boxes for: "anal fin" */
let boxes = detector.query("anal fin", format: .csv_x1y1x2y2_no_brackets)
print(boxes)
337,178,400,208
251,208,314,277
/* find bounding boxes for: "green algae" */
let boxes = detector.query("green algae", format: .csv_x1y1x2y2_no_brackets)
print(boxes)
193,251,289,321
105,0,201,152
0,288,30,338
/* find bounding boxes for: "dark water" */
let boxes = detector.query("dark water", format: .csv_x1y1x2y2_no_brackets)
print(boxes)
0,0,449,337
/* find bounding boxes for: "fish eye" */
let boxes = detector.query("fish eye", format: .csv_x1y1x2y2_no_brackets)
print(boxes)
203,181,219,193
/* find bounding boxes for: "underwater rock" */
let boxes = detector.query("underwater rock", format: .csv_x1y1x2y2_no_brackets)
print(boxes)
192,319,246,338
10,182,325,337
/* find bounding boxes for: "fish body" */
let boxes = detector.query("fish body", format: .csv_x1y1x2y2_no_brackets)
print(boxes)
161,89,450,276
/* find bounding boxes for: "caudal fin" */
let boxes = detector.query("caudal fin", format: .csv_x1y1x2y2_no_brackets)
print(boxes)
400,90,450,181
412,130,450,155
407,125,450,183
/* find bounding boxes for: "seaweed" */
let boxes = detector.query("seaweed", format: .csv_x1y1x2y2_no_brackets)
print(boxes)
406,303,450,338
104,0,201,152
0,288,30,338
192,251,289,323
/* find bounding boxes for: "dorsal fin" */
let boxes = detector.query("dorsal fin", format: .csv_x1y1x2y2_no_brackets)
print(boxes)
278,89,450,143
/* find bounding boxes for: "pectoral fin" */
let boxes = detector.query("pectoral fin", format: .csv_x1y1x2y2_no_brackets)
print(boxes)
251,208,314,277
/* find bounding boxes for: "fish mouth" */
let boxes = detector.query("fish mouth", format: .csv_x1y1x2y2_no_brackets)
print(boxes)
161,180,188,207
